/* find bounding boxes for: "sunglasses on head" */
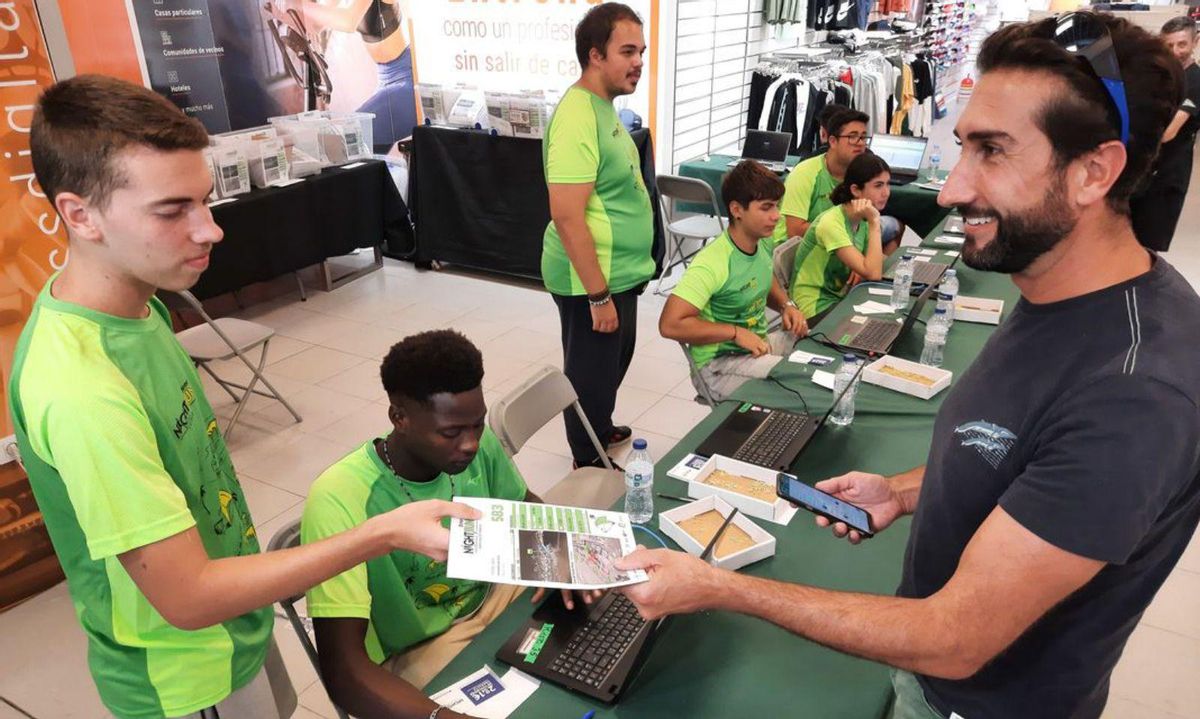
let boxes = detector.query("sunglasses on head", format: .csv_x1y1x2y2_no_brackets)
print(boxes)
1049,12,1130,146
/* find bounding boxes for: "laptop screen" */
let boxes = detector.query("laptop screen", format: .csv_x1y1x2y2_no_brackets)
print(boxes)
868,135,928,175
741,130,792,163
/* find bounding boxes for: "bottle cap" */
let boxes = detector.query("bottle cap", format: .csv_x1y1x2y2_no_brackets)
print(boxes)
901,254,913,261
632,438,647,450
843,354,857,362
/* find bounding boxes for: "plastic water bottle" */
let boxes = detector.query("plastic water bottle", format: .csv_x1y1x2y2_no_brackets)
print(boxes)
624,439,654,524
939,269,958,323
920,308,949,367
830,355,860,427
929,144,942,180
890,255,915,310
935,292,955,329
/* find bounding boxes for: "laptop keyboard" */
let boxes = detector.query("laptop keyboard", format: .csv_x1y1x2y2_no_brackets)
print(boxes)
548,594,645,689
733,411,811,466
852,319,898,351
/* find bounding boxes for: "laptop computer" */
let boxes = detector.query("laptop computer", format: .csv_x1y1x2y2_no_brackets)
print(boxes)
884,259,951,287
726,130,792,173
828,283,935,356
867,134,928,184
495,514,735,703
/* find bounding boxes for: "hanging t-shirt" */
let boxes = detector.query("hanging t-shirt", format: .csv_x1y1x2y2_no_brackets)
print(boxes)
777,153,839,245
541,85,655,296
672,231,774,368
9,281,271,719
789,205,868,317
303,429,528,662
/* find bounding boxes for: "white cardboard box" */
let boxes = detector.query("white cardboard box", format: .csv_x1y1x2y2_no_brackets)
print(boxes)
863,355,952,400
659,495,776,571
687,455,789,523
954,295,1004,325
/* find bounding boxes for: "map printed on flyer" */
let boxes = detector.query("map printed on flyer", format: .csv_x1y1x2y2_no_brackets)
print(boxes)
447,498,649,590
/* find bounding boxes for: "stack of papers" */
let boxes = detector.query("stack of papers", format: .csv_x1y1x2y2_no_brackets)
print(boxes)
430,665,540,718
853,300,896,315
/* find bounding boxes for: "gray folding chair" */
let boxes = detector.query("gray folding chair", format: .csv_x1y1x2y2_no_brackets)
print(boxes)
170,290,302,439
266,520,351,719
655,174,727,294
678,342,718,408
773,235,804,293
488,366,625,510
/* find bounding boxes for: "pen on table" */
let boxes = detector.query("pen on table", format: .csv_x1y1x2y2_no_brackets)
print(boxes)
580,711,596,719
655,492,692,503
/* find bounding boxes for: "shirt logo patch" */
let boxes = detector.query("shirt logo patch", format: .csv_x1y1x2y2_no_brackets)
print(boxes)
954,420,1017,469
172,381,197,439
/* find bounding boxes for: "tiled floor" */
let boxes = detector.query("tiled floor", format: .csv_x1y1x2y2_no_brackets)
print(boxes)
4,138,1200,719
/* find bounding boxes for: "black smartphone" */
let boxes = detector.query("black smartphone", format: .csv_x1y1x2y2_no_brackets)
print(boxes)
776,472,874,538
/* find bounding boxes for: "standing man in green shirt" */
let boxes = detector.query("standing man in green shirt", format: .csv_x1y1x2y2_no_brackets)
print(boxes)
11,74,476,719
542,3,655,469
660,161,808,402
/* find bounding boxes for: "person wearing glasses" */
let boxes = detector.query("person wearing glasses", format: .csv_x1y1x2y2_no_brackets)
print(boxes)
788,152,891,322
1129,16,1200,251
778,108,905,253
615,14,1200,719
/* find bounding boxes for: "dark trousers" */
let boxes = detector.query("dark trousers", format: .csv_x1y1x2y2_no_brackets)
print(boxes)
551,289,639,464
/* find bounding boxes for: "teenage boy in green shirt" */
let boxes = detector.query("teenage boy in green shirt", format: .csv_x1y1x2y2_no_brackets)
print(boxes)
304,330,596,719
542,3,654,469
779,108,870,241
10,75,474,719
659,161,809,402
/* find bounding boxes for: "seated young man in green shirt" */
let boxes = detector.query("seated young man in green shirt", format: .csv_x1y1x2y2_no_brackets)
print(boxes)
790,152,892,322
304,330,594,719
10,75,473,719
776,108,869,245
659,161,809,402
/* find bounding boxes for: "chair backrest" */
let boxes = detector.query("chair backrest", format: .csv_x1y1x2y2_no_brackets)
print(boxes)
656,174,724,225
488,366,611,467
266,518,305,604
676,342,716,408
772,235,804,292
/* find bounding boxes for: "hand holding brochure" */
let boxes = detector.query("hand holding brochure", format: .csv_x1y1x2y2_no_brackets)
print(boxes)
447,498,648,590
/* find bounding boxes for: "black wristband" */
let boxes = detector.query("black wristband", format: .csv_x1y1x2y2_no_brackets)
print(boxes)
587,288,611,303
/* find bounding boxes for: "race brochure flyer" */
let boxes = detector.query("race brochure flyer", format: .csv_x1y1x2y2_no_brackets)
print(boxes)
447,497,649,590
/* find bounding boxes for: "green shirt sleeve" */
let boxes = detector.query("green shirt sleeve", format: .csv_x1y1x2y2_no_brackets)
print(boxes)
545,92,599,184
672,246,729,313
34,377,195,560
302,470,373,620
816,209,855,253
780,161,817,221
480,430,528,501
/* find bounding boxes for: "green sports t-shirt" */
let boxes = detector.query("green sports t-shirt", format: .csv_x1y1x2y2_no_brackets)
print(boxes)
789,205,869,318
672,231,773,368
541,85,655,296
8,279,271,719
777,153,838,240
303,428,527,663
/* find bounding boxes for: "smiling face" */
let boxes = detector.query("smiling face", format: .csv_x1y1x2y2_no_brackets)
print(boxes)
592,19,646,98
937,69,1079,274
73,146,222,293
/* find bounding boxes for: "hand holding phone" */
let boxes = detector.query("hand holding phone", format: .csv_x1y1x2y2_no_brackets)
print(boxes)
777,472,875,539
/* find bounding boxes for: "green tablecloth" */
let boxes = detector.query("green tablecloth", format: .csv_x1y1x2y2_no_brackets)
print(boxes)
677,154,952,238
426,223,1022,716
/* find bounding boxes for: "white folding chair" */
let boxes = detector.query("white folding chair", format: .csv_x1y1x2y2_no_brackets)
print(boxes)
678,342,718,408
170,290,302,439
488,366,625,510
655,174,727,294
267,520,351,719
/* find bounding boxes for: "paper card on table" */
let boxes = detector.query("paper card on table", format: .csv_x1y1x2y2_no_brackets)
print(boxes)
933,235,964,246
867,287,892,297
943,250,960,257
667,453,710,482
913,255,931,263
812,369,836,390
788,349,835,366
853,301,895,315
429,665,540,719
447,498,648,590
909,248,937,256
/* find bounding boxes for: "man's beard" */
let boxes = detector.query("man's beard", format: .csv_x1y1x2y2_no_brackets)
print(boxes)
959,175,1076,274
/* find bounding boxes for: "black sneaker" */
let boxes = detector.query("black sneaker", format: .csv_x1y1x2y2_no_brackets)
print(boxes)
606,425,633,448
572,456,624,472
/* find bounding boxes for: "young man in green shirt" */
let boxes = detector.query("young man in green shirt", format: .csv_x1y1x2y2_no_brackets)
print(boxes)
304,330,595,719
659,161,809,402
542,3,654,469
11,75,475,719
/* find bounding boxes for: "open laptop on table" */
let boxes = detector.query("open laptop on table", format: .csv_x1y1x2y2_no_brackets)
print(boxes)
495,514,736,703
867,134,928,185
884,258,952,287
726,129,792,173
828,282,935,356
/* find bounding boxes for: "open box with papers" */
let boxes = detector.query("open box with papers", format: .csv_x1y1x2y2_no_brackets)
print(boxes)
686,455,792,523
954,295,1005,325
862,355,952,400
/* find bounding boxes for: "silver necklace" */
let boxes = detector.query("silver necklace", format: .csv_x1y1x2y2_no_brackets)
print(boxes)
377,437,455,502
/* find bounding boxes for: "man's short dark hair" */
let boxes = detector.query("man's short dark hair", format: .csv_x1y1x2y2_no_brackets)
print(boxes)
722,160,785,219
31,74,209,211
381,330,484,404
977,13,1182,214
818,104,851,133
1162,16,1196,36
575,3,642,68
828,109,870,138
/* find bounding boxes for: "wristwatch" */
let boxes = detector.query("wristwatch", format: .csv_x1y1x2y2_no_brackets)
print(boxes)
785,300,798,309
